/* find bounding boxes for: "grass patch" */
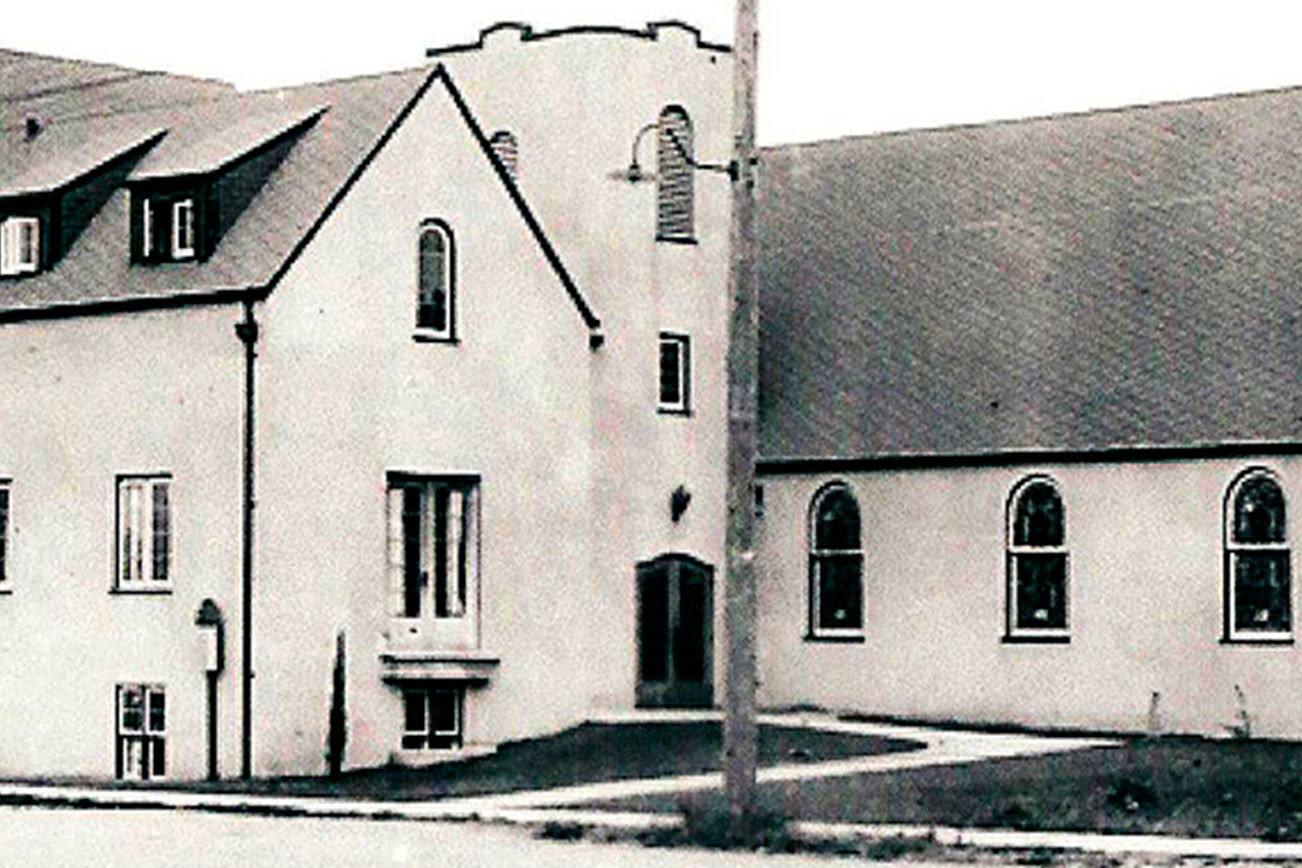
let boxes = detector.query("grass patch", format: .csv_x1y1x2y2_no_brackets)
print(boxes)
83,722,918,802
602,735,1302,841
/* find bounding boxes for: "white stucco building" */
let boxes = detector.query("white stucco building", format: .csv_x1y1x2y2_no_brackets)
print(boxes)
0,21,1298,781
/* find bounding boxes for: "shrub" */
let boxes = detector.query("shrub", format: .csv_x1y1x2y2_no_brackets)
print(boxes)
325,631,347,778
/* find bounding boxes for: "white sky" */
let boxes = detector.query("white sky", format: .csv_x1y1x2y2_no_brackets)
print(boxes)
11,1,1302,145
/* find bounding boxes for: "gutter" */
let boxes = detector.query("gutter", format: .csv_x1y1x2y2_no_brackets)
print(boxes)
233,299,259,779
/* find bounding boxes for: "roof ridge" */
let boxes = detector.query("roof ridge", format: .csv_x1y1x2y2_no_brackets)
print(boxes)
763,81,1302,151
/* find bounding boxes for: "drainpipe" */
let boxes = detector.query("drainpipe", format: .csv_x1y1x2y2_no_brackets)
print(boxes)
234,300,259,780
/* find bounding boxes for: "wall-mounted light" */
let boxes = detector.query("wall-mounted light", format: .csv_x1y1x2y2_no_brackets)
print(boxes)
611,120,737,184
194,597,225,780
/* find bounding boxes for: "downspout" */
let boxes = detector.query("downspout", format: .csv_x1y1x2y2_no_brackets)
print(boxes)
234,300,259,780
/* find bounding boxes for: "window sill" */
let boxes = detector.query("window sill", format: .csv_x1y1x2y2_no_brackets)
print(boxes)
412,331,459,345
657,406,693,417
0,587,13,595
110,586,174,596
655,235,699,246
1002,634,1071,645
1221,635,1294,646
804,632,865,644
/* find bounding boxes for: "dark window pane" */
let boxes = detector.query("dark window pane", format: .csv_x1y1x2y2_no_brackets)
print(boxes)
401,488,423,618
434,488,449,618
403,690,426,733
814,488,860,551
1013,553,1068,629
417,228,448,331
0,486,8,583
147,689,165,734
659,340,682,405
1234,551,1291,632
816,554,863,630
1014,482,1064,547
151,738,166,778
430,689,458,734
674,571,708,682
120,686,144,734
1234,477,1287,544
151,484,169,582
638,566,669,682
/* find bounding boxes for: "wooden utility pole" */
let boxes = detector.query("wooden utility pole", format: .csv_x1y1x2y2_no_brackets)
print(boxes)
723,0,760,846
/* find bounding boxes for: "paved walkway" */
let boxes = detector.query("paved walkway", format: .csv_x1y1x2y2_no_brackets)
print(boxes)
9,712,1302,861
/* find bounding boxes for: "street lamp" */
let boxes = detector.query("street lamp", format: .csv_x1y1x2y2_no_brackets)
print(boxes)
194,598,225,781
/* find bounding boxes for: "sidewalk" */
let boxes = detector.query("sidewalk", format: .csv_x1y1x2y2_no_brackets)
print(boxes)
5,713,1301,861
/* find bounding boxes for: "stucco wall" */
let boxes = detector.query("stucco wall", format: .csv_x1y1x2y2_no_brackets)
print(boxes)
0,305,244,779
442,25,734,711
252,67,599,775
757,457,1302,738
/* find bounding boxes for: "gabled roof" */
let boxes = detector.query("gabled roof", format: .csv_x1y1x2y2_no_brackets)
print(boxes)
759,87,1302,463
0,58,598,333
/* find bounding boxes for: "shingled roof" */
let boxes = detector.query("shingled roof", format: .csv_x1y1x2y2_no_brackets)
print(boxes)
759,88,1302,463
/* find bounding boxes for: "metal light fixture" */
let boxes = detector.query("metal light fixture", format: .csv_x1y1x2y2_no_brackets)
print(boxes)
612,120,737,184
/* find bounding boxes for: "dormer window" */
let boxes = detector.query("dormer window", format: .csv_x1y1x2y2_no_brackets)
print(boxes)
134,192,202,263
0,216,41,276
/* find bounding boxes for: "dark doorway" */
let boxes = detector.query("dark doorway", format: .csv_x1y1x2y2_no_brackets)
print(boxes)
636,554,714,708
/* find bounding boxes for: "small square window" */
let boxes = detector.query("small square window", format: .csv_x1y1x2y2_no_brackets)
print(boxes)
0,216,40,276
657,333,691,414
401,686,462,750
116,476,172,591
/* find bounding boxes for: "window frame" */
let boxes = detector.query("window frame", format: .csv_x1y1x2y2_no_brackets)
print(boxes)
414,219,456,343
807,480,865,641
656,332,692,415
115,683,166,780
1005,475,1071,643
386,473,480,621
1224,467,1293,644
114,474,173,594
0,216,41,277
170,199,195,260
488,130,519,179
400,685,463,751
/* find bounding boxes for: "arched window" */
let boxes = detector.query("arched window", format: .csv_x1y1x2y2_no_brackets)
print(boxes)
808,482,863,638
656,105,694,242
416,221,454,339
489,130,518,179
1225,469,1291,641
1007,477,1069,640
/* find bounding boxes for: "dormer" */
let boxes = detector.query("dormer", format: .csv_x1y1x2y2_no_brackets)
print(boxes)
0,124,165,279
126,106,325,264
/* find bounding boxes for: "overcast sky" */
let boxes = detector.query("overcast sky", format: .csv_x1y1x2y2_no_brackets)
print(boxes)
11,1,1302,145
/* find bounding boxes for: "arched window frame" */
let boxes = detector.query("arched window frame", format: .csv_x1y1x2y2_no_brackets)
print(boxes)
1006,475,1070,642
656,105,695,243
1224,467,1292,643
807,481,864,640
415,219,455,342
488,130,518,180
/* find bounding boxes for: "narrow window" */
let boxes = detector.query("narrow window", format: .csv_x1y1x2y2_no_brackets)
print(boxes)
171,199,195,259
808,482,863,637
0,482,9,587
1226,469,1291,641
488,130,519,179
1007,476,1069,640
116,683,166,780
656,106,695,241
416,221,454,339
657,333,691,414
0,216,40,276
400,685,462,750
387,477,476,620
116,476,172,590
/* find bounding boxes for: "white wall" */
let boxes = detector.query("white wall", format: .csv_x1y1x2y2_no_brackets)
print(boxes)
758,457,1302,738
0,301,244,779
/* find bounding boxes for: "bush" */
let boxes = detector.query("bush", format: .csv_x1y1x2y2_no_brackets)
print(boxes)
1104,777,1158,813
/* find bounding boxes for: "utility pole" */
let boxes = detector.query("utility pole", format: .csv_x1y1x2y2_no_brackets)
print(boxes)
723,0,760,846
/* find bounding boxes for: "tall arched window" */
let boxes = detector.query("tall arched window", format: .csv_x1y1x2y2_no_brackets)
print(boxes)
808,482,863,638
1225,469,1291,641
656,105,694,242
1007,476,1069,640
416,220,454,340
488,130,518,179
